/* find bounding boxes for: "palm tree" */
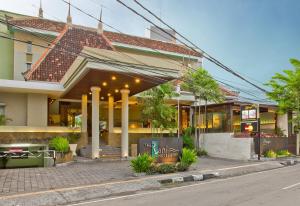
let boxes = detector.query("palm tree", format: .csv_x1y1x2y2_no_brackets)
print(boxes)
182,68,224,149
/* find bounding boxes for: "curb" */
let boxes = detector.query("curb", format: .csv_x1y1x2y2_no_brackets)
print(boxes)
159,172,219,184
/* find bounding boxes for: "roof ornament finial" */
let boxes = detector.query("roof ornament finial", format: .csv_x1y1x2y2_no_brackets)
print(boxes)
38,0,43,18
97,6,103,34
67,0,72,25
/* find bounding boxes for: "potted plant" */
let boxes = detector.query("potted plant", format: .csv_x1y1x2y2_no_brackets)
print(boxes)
49,136,72,163
68,133,80,156
0,115,12,126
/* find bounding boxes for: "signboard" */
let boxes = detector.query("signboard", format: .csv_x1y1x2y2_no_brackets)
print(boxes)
139,138,183,163
241,122,258,133
241,105,257,120
241,105,258,133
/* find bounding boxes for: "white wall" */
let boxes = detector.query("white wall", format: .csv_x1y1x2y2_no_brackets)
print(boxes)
200,133,254,160
277,114,288,136
27,94,48,126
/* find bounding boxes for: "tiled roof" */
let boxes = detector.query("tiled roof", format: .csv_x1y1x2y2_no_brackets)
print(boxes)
25,26,113,82
103,31,201,57
8,17,65,33
8,17,201,57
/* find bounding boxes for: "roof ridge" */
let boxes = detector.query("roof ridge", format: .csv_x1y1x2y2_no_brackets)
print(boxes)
25,25,69,80
8,15,196,52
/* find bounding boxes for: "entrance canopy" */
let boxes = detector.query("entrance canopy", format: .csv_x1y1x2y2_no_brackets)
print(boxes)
60,47,182,100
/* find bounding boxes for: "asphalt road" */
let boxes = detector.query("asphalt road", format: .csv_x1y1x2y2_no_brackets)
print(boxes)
66,164,300,206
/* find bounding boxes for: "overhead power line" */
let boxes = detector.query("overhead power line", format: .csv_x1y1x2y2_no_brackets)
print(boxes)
58,0,269,101
117,0,268,93
1,4,268,102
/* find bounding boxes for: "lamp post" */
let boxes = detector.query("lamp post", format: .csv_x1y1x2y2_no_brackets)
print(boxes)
176,84,181,139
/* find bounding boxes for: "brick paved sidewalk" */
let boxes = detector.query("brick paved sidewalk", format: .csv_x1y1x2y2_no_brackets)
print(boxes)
0,160,132,195
0,157,253,196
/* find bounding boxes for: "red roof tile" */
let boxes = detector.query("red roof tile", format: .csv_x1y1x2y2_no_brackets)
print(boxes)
8,17,65,33
104,31,201,57
26,26,113,82
8,17,200,57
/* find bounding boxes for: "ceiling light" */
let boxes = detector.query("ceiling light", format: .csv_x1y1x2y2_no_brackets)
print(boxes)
135,78,140,83
115,89,119,93
112,76,116,80
102,82,107,86
107,93,111,96
125,84,129,88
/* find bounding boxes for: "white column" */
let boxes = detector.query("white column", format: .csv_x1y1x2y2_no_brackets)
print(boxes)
108,96,114,133
91,86,101,159
121,89,130,158
81,94,88,133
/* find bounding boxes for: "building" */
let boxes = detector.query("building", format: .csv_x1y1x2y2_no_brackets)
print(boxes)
0,6,202,159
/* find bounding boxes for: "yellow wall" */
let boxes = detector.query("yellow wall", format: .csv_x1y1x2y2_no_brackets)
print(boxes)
0,92,48,126
13,32,53,80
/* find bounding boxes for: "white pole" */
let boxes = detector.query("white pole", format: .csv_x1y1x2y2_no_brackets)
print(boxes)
176,84,181,139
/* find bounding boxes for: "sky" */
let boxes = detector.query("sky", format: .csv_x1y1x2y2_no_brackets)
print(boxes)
1,0,300,101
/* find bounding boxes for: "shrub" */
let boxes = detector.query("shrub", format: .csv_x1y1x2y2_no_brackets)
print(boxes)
264,150,277,158
49,136,69,153
180,148,197,166
131,153,153,173
176,162,189,172
156,163,176,174
276,149,291,157
197,148,208,157
182,127,195,149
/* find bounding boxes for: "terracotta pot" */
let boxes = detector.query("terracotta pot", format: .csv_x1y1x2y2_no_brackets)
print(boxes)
55,151,73,164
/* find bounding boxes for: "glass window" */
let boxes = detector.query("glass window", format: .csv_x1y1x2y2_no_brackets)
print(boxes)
26,63,32,70
27,41,32,53
0,105,5,115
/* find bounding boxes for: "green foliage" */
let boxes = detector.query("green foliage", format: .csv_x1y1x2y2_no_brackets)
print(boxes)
264,150,277,158
276,150,291,157
182,68,225,103
0,115,12,126
197,148,208,157
182,127,195,149
140,83,177,136
49,136,69,153
131,153,154,173
176,162,189,172
266,59,300,131
180,148,197,166
68,133,80,144
156,163,176,174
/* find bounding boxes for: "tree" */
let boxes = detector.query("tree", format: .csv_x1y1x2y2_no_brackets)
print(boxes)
139,83,177,136
182,68,225,149
266,58,300,132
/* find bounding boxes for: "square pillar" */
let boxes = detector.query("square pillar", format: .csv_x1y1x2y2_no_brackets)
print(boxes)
91,86,101,159
121,89,130,158
81,94,88,133
108,96,114,133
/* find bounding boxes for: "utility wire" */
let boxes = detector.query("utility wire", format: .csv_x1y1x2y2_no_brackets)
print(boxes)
1,7,268,102
119,0,268,93
57,0,271,101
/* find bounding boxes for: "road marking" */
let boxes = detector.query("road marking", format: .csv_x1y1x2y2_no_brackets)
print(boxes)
65,166,287,206
282,182,300,190
0,162,268,200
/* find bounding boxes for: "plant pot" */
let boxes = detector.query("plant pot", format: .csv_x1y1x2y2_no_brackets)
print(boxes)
69,144,77,156
55,151,73,164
